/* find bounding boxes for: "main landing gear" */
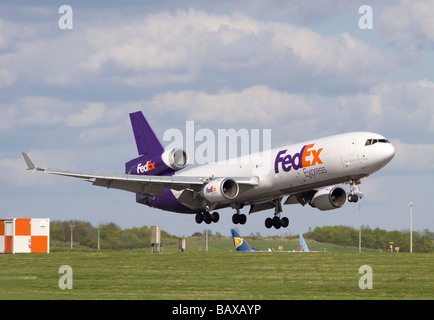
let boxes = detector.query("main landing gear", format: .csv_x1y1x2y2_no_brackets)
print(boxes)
264,198,290,229
265,216,289,229
232,213,247,225
195,211,219,224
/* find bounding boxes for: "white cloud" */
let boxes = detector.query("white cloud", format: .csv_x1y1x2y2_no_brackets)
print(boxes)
148,85,312,125
0,9,393,90
381,0,434,50
66,102,107,127
389,139,434,172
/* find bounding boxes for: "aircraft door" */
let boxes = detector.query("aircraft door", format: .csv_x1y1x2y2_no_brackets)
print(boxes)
342,139,362,170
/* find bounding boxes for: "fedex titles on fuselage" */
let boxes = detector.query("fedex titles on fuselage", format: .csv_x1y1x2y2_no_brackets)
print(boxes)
274,143,327,178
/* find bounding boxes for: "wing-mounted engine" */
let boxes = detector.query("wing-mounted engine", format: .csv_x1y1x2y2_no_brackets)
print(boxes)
125,148,188,176
201,178,239,203
310,186,347,211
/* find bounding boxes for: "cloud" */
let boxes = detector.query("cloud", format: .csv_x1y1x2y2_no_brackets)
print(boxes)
0,9,393,91
148,85,311,126
381,0,434,50
94,10,392,89
389,139,434,172
333,80,434,143
66,102,107,127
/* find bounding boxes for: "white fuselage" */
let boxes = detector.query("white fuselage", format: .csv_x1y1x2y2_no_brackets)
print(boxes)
175,132,395,207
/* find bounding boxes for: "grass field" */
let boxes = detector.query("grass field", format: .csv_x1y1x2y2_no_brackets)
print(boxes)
1,237,433,300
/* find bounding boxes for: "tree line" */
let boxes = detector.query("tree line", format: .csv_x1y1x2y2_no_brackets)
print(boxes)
50,220,176,250
305,225,434,253
50,220,434,252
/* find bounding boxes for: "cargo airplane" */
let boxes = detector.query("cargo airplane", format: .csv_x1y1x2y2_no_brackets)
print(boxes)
22,111,395,229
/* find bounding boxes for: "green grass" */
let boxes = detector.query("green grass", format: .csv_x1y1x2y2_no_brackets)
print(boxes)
1,239,433,300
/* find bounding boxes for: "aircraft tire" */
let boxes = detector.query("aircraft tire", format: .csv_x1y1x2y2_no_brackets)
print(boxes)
195,213,203,224
273,216,281,229
265,217,273,228
212,212,220,223
281,217,289,228
232,214,238,224
203,212,212,224
239,214,247,225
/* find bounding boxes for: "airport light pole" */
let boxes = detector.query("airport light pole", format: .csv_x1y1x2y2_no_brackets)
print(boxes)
409,202,414,253
357,205,361,253
70,224,75,250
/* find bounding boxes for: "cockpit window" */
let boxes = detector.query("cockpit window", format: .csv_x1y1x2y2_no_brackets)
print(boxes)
365,138,390,146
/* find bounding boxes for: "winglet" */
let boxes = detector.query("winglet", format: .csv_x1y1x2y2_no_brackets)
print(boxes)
22,152,44,171
22,152,36,170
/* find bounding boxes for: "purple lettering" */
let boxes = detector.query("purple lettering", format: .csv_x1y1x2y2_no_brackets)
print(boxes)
274,150,287,173
275,145,323,173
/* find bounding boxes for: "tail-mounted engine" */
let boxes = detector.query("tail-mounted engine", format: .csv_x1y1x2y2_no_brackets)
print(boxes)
161,148,188,171
201,178,239,203
310,186,347,211
125,148,188,176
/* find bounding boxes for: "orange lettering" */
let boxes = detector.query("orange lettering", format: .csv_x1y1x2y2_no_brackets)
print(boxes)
302,144,315,167
311,148,323,165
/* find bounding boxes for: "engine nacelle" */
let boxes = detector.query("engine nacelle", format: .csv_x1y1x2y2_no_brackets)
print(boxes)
310,187,347,211
125,148,188,176
161,148,188,171
201,178,239,203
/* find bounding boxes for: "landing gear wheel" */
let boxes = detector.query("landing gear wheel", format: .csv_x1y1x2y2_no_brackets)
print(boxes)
239,214,246,225
272,216,281,229
232,213,247,225
195,213,203,224
281,217,289,228
232,214,239,224
348,194,359,203
265,216,289,229
211,212,220,223
203,211,212,224
265,217,273,229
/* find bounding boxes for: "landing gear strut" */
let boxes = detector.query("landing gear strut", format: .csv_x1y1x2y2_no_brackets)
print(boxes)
348,179,362,203
195,211,219,224
265,198,290,229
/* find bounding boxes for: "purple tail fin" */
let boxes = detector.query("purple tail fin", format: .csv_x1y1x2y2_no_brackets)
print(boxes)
126,111,177,177
129,111,164,157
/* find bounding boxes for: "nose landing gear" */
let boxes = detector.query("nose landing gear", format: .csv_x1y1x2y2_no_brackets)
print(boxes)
348,179,363,203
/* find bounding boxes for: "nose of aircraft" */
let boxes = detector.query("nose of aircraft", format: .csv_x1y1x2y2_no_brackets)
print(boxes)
383,141,395,164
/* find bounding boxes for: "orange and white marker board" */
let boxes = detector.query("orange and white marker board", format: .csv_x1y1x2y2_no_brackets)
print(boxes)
0,218,50,254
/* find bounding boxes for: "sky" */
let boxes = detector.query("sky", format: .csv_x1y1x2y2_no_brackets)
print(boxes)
1,0,433,238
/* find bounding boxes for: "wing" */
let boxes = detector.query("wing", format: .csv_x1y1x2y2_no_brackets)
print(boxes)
21,152,258,196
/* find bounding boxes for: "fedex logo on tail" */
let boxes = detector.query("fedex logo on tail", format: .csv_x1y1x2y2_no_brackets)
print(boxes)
137,160,156,174
274,144,323,173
